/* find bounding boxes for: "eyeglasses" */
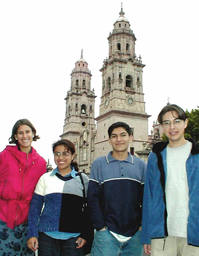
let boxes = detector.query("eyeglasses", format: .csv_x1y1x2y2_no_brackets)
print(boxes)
161,118,183,127
54,151,71,158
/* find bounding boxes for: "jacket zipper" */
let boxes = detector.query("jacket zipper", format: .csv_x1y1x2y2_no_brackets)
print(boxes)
15,153,28,226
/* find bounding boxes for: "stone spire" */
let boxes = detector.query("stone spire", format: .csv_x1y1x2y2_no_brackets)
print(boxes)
80,49,84,60
119,2,125,17
116,3,128,22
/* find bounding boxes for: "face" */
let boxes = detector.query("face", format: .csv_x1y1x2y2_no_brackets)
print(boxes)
161,111,188,146
54,145,75,173
15,125,34,151
109,127,132,153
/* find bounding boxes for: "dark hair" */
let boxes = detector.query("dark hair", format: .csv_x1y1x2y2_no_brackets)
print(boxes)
9,119,40,144
52,139,79,171
108,122,132,138
158,104,187,124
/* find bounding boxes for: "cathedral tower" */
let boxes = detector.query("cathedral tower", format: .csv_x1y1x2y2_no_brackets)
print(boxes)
61,51,96,173
95,7,149,158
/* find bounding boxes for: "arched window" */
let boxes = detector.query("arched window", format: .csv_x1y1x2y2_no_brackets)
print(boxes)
126,43,129,51
76,80,79,86
82,80,86,88
81,104,86,114
126,75,133,88
137,77,141,86
68,105,71,116
107,77,111,91
117,43,121,51
103,80,105,90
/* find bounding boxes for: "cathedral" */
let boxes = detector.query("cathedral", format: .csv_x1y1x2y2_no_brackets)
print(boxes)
61,7,150,173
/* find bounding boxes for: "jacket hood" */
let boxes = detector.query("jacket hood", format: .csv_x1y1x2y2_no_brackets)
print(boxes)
152,139,199,155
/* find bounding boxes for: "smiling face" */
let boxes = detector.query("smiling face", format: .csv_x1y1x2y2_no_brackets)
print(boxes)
54,144,75,175
161,111,188,147
109,127,132,154
15,124,34,153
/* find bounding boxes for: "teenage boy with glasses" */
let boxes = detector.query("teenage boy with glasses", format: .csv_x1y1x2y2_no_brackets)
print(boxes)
141,104,199,256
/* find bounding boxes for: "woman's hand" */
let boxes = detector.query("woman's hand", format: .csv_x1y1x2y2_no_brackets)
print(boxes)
76,237,86,248
27,237,39,252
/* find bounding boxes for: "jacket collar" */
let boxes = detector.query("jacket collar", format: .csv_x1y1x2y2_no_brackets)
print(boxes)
6,145,37,161
105,151,134,164
50,167,77,177
152,139,199,155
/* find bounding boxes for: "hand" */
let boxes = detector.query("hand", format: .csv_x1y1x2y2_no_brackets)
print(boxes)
144,244,151,255
76,237,86,248
27,237,39,252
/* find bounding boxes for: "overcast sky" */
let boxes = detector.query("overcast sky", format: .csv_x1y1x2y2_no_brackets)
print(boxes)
0,0,198,167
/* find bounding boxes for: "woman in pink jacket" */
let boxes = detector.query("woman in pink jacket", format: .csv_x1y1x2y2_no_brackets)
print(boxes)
0,119,46,255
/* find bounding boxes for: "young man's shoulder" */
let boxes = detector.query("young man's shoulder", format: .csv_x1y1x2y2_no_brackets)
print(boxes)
132,156,146,170
92,155,108,167
133,155,146,164
189,140,199,155
152,141,168,153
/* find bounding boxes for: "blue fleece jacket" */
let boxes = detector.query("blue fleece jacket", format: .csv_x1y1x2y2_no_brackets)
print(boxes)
141,140,199,247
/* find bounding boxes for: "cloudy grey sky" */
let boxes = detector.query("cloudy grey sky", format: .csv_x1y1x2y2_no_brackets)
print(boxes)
0,0,198,166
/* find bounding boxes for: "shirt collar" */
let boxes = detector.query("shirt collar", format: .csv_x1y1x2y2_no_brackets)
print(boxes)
50,167,77,177
106,151,134,164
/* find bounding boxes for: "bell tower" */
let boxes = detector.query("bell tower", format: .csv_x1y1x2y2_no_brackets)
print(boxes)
95,6,150,158
61,51,96,173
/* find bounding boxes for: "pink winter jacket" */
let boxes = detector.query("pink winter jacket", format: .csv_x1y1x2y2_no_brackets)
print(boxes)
0,145,46,229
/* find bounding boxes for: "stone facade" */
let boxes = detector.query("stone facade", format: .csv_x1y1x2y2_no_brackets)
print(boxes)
61,7,150,173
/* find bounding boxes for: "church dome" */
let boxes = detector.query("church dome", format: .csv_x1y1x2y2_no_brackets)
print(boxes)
115,5,129,23
71,50,91,76
116,7,129,22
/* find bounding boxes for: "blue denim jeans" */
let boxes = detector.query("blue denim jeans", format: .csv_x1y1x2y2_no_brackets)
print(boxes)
91,229,143,256
38,232,84,256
